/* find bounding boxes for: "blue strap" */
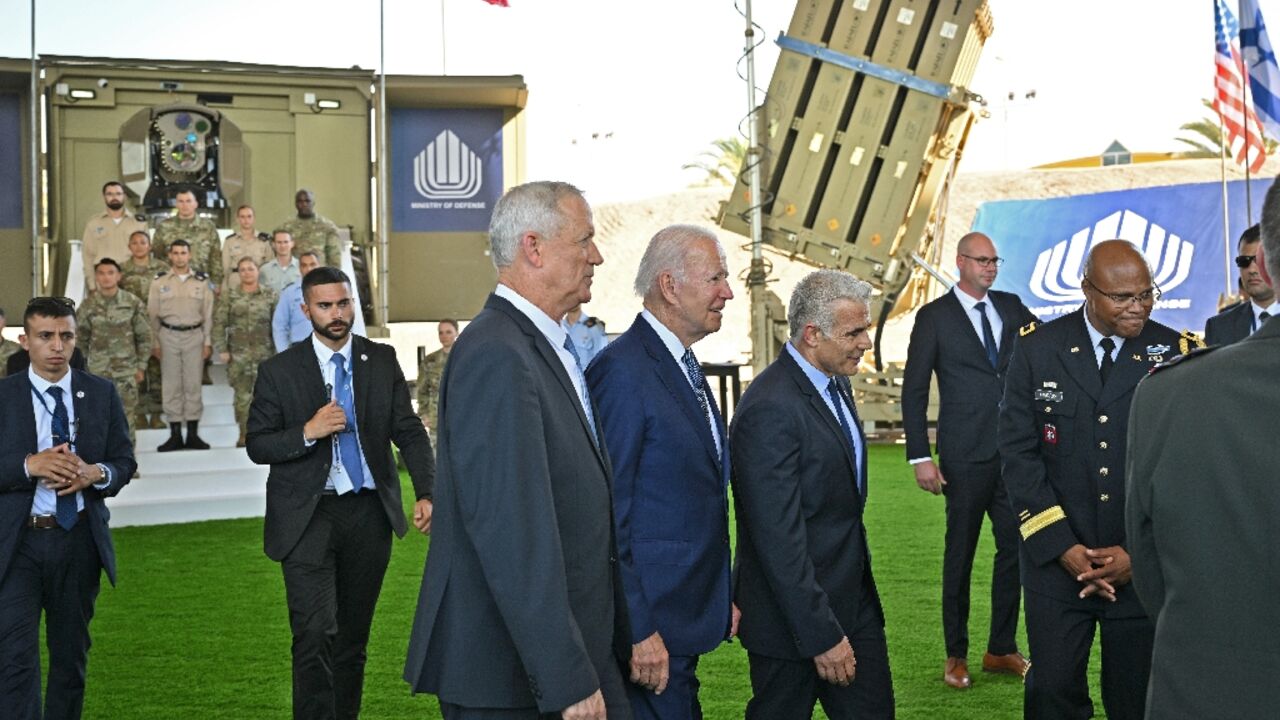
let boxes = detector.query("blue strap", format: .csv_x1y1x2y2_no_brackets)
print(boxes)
775,33,954,101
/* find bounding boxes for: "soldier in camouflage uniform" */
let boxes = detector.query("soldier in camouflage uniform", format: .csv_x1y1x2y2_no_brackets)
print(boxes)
78,259,152,446
0,307,21,378
121,230,170,428
152,189,223,289
213,257,278,446
281,188,344,267
416,319,458,434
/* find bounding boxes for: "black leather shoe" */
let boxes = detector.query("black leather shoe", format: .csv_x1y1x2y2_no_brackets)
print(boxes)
157,436,184,452
184,435,210,450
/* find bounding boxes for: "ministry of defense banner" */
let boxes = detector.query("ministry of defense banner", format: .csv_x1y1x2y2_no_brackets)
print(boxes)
390,108,503,233
973,178,1274,333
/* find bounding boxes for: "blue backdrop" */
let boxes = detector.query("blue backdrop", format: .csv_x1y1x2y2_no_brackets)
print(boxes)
0,93,22,229
390,107,503,233
973,178,1274,333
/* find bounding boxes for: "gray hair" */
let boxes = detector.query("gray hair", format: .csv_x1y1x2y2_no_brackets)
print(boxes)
788,269,873,340
633,224,725,297
488,181,585,269
1260,177,1280,283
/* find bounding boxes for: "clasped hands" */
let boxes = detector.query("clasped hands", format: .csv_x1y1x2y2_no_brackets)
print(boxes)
1059,543,1132,601
27,443,102,495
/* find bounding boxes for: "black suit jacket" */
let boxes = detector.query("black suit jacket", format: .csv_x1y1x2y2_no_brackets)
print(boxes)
998,309,1182,617
730,349,880,661
404,294,629,713
1203,301,1253,346
245,334,434,562
1126,318,1280,717
902,288,1036,463
0,370,134,585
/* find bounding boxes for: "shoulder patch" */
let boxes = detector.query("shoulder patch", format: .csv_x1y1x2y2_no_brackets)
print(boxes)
257,232,271,242
155,271,167,279
135,213,147,222
1178,329,1206,355
195,271,209,281
1019,321,1038,337
585,316,599,327
1151,345,1217,375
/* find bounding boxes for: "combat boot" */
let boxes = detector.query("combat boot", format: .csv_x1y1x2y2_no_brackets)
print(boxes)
157,423,184,452
185,420,210,450
135,411,149,431
148,413,166,429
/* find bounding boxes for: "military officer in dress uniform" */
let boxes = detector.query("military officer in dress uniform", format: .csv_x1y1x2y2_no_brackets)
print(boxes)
220,205,273,292
148,240,214,452
151,189,222,290
0,308,21,378
212,258,277,447
280,188,343,267
81,181,148,293
415,319,458,433
120,230,170,430
78,259,152,447
997,239,1203,720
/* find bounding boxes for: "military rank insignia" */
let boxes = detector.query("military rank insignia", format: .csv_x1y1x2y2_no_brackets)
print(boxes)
1019,322,1038,337
1043,423,1058,444
1145,344,1170,363
1178,330,1207,355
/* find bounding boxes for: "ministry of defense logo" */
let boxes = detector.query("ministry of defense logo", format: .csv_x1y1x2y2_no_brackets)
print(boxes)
1028,210,1194,302
413,130,482,200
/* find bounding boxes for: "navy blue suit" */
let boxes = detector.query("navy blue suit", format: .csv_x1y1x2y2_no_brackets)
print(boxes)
0,369,134,719
587,314,732,719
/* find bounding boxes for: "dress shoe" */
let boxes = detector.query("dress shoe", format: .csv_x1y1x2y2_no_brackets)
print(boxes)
982,651,1030,677
157,435,184,452
185,435,211,450
944,657,971,689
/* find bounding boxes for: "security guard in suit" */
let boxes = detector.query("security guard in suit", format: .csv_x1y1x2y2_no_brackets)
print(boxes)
997,240,1203,720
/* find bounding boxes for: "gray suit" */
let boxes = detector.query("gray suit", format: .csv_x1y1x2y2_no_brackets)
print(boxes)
1126,316,1280,719
404,293,631,717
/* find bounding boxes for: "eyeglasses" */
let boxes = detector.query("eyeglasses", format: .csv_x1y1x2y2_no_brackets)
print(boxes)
960,254,1004,267
1236,254,1260,269
1082,277,1161,306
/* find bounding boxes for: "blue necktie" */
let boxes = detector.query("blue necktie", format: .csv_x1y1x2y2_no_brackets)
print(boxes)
682,348,720,459
975,301,999,369
826,378,862,495
47,386,78,530
561,335,598,445
330,354,364,494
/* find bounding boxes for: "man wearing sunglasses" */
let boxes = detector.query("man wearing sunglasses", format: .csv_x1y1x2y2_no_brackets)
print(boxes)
998,239,1202,720
1203,224,1276,346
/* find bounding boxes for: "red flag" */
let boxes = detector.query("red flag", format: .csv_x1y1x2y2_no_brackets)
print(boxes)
482,0,509,6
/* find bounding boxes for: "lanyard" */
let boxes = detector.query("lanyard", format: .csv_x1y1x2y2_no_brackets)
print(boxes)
30,383,78,450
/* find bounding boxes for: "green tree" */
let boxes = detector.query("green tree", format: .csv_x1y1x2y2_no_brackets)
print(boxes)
683,137,748,186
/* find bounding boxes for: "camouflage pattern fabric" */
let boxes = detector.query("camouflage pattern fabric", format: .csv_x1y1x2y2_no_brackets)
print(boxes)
153,216,223,286
281,214,343,267
213,285,278,432
79,289,151,444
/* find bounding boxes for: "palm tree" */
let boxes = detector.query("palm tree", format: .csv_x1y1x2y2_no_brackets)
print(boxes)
683,137,748,186
1177,98,1278,156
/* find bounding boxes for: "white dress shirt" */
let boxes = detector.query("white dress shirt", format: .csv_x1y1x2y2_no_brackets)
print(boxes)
785,342,863,490
640,309,722,457
308,334,375,493
952,286,1004,353
24,367,111,515
1250,300,1278,333
495,284,594,423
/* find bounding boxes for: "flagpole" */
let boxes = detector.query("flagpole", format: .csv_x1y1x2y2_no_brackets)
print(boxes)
1241,0,1255,225
440,0,447,74
1219,109,1234,299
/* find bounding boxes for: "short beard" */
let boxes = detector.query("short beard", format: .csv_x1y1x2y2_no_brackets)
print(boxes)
106,199,124,210
312,317,351,342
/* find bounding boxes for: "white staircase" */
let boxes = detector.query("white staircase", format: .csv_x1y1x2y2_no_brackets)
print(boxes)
109,365,268,527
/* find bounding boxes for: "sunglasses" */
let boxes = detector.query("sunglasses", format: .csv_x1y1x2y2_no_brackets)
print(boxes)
1236,254,1260,269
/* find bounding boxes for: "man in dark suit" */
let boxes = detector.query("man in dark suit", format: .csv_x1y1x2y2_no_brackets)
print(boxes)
246,266,435,720
404,181,630,720
1204,223,1275,346
901,232,1034,689
998,240,1200,720
732,269,894,719
1125,183,1280,719
0,296,135,720
586,224,737,719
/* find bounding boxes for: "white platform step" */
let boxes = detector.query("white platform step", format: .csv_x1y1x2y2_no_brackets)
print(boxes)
116,366,267,527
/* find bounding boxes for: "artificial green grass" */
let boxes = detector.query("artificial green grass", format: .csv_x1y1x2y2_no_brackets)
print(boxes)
78,445,1107,718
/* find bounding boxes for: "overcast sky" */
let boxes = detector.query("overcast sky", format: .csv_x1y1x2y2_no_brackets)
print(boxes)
0,0,1269,201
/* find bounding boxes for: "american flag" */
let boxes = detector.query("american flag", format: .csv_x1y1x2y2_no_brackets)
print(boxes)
1215,0,1268,172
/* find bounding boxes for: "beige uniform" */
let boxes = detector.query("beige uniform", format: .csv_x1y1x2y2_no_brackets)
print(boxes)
81,211,148,289
148,270,214,422
221,232,274,291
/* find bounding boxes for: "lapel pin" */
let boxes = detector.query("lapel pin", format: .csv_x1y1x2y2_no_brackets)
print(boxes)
360,354,368,362
1132,354,1141,361
75,391,85,399
1070,346,1080,353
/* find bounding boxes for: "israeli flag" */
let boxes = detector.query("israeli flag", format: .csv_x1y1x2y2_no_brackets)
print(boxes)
1240,0,1280,140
